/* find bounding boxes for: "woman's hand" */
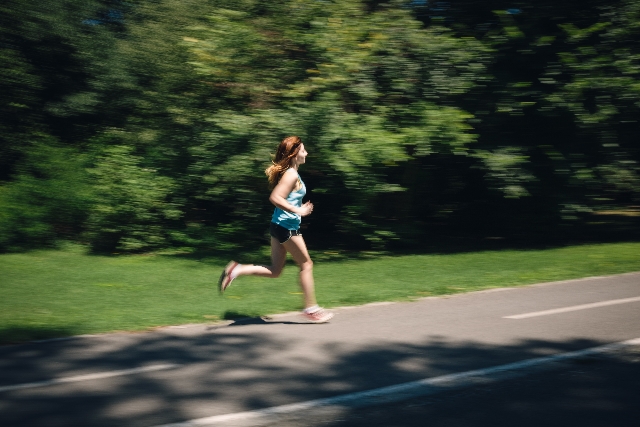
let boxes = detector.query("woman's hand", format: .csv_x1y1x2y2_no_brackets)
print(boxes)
297,201,314,217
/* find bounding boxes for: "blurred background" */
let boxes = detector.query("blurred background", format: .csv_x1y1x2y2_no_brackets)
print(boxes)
1,0,639,255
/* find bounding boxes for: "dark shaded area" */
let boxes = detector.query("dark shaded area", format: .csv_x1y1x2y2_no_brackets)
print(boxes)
220,310,254,321
177,213,640,264
316,211,640,255
0,326,77,346
0,324,638,427
221,311,299,325
326,352,640,427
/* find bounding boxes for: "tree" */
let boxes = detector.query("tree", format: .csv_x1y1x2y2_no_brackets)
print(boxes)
184,0,487,248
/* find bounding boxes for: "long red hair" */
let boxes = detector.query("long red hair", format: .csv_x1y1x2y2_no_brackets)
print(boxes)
265,136,302,188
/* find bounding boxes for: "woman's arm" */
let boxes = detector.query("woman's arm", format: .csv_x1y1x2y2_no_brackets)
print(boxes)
269,169,313,216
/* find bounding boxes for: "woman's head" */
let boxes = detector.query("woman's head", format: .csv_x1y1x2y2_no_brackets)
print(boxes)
265,136,307,186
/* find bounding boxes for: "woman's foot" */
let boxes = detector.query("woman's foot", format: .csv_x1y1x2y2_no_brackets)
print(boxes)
218,261,239,294
301,306,334,323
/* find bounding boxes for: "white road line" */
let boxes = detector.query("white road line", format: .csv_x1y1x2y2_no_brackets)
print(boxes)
0,363,179,393
153,338,640,427
504,296,640,319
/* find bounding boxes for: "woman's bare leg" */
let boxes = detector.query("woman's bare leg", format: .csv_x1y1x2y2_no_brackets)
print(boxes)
282,235,317,308
232,237,287,278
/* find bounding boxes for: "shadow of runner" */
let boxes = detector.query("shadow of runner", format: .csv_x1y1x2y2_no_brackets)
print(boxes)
221,310,302,326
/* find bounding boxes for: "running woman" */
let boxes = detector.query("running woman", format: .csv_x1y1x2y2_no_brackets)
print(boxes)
218,136,334,323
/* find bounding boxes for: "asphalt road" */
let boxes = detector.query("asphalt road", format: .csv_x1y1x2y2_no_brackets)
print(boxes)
322,346,640,427
1,272,639,427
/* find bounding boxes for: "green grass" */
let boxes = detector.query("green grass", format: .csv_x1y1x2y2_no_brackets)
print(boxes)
1,242,640,344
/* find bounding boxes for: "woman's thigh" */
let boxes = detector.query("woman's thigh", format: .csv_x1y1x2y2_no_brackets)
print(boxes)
282,235,312,266
271,237,287,272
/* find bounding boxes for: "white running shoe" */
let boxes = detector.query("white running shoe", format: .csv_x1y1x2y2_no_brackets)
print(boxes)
301,307,334,323
218,261,238,294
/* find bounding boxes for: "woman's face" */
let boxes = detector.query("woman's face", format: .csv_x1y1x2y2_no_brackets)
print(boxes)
293,143,307,166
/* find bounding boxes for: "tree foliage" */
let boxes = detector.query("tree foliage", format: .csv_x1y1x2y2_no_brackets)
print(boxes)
1,0,639,252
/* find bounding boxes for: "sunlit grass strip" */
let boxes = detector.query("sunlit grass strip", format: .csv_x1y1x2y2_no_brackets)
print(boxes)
0,242,639,344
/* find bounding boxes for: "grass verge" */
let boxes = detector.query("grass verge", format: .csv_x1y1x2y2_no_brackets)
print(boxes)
1,242,639,344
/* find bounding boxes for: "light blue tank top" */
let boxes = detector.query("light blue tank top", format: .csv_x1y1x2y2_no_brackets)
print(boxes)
271,170,306,230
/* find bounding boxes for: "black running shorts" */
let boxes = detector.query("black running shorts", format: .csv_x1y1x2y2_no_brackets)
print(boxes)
269,222,301,244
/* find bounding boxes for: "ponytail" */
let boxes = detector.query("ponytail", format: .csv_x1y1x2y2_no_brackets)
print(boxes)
265,136,302,188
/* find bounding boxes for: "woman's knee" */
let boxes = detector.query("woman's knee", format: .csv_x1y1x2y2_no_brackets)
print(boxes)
270,267,283,278
299,259,313,271
268,263,285,278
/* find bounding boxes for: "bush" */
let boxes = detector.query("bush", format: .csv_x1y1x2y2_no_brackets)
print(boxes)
0,140,92,250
